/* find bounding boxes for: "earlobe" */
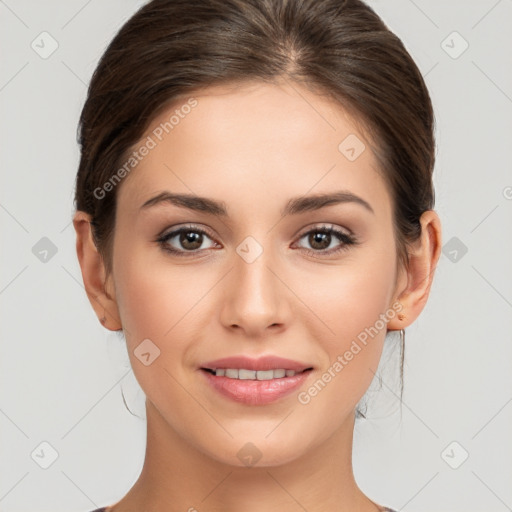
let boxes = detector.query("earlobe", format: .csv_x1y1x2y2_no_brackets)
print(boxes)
387,210,442,331
73,211,122,331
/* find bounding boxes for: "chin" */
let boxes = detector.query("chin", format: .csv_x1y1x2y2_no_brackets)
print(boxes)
203,435,309,469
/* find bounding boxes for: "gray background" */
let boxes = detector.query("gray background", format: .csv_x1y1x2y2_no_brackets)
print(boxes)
1,1,511,511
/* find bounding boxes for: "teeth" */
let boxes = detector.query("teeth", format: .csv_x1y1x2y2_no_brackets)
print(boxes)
212,368,298,380
238,369,256,379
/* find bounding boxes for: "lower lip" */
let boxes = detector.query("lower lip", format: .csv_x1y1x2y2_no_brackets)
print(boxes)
200,369,312,405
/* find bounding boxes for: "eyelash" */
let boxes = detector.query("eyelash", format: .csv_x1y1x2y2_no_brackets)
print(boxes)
156,223,358,258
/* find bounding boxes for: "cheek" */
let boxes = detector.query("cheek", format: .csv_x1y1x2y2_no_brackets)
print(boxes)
112,257,207,405
330,267,393,340
305,247,395,339
113,249,210,340
303,247,396,389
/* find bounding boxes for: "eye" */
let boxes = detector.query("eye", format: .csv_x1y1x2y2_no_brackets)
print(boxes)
156,223,358,258
156,224,218,257
294,224,358,257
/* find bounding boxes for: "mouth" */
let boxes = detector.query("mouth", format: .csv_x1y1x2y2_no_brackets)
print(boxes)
199,365,314,405
198,355,315,404
200,367,314,380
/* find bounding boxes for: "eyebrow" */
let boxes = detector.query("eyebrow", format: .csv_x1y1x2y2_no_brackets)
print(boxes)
140,190,375,217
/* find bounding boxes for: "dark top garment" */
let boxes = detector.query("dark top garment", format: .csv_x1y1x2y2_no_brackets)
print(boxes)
89,507,398,512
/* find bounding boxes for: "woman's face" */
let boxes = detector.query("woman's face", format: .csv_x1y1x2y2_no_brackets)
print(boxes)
108,80,406,466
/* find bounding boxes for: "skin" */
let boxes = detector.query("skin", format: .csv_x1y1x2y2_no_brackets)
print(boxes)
74,79,442,512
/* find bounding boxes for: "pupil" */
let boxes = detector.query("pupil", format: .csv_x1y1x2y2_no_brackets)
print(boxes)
181,231,201,249
310,232,330,250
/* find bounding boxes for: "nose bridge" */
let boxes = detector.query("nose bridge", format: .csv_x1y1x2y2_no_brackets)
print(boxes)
221,233,286,332
235,235,278,307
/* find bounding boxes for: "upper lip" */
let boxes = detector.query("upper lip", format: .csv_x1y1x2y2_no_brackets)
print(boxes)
201,355,313,372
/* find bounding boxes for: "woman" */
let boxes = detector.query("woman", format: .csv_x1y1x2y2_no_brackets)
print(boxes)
73,0,442,510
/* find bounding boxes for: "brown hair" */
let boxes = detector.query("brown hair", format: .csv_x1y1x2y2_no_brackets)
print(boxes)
74,0,436,419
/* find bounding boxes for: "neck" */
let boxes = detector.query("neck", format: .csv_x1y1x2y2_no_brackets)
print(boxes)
108,401,382,512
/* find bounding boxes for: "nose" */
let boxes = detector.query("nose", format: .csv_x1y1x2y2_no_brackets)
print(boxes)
219,245,290,338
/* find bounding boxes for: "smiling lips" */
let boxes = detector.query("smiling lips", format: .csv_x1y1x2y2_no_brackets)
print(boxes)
200,355,314,405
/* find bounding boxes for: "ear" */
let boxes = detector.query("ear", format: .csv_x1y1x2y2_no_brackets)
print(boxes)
73,210,122,331
387,210,442,330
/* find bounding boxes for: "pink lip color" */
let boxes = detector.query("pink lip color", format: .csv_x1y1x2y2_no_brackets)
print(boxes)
200,369,312,405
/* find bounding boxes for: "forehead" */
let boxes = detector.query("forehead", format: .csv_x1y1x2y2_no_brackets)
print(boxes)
116,80,390,218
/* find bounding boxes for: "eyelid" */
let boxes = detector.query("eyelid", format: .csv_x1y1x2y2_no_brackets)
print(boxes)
295,222,352,238
159,223,217,240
